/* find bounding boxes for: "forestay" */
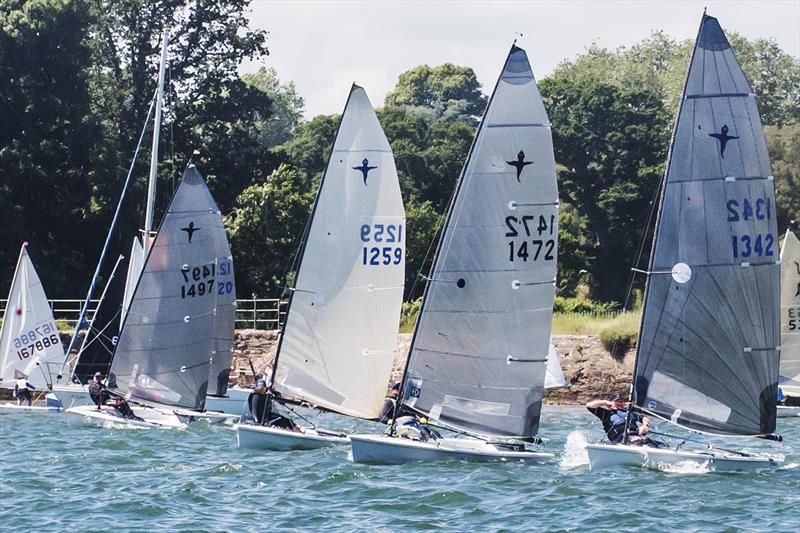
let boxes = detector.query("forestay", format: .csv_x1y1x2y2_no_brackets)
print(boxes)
779,230,800,396
634,15,780,436
273,85,405,419
401,45,558,439
0,244,65,389
109,165,229,410
72,255,127,384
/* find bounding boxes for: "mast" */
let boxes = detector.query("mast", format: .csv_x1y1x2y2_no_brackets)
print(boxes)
622,15,706,442
144,28,169,258
266,84,358,393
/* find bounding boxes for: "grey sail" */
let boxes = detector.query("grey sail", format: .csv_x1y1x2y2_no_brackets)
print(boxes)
634,15,780,436
73,255,127,384
208,232,236,397
109,165,227,410
401,45,558,439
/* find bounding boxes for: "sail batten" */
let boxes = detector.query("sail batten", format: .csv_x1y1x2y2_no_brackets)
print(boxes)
273,86,405,420
400,45,558,439
633,14,780,436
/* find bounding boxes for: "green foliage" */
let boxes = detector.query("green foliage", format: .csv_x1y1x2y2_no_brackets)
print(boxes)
599,314,640,360
225,164,314,297
553,297,618,314
404,199,442,300
399,298,421,333
242,67,305,148
384,64,486,125
271,114,339,188
765,124,800,230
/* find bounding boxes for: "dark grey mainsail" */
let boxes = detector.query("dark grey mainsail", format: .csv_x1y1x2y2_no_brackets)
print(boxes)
73,255,127,384
400,45,558,439
633,15,780,436
208,237,235,397
109,165,227,410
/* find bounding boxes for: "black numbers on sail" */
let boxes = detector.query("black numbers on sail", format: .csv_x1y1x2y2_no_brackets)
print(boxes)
505,215,555,262
180,263,216,298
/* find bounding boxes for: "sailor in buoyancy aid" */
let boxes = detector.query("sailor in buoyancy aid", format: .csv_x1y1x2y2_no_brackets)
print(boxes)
378,381,401,424
13,375,35,406
586,394,655,445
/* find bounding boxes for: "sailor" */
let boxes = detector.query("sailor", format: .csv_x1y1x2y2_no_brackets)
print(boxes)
88,372,110,408
13,376,35,406
248,379,270,424
586,393,652,445
378,381,401,424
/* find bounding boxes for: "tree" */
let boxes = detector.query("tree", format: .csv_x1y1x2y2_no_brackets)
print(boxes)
270,113,339,190
242,66,305,148
404,199,443,300
226,164,314,298
0,0,99,296
766,124,800,231
540,78,670,303
384,64,486,125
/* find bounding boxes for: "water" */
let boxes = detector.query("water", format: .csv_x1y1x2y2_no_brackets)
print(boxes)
1,406,798,532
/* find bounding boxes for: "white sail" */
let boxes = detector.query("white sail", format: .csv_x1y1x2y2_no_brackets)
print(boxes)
780,229,800,396
273,85,405,419
121,236,144,328
0,244,64,389
544,344,567,389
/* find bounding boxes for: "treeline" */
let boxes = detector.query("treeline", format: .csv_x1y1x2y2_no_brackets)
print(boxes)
1,1,798,307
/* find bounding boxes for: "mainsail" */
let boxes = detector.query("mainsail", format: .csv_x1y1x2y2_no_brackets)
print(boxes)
72,255,127,384
0,243,65,389
634,15,780,436
108,165,228,410
779,230,800,396
400,45,558,439
208,234,236,397
272,85,405,419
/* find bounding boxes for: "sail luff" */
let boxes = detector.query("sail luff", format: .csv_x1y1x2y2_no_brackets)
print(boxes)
779,229,800,396
633,14,780,436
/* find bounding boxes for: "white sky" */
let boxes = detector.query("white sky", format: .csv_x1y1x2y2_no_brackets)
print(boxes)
243,0,800,118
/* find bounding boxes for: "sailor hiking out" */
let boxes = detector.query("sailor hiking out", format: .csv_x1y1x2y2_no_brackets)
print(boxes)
586,394,662,447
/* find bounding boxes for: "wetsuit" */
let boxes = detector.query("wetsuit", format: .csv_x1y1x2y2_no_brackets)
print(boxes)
378,398,397,424
88,381,110,407
587,406,640,444
248,391,269,425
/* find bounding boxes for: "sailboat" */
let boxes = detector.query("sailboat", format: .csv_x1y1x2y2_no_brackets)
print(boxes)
350,44,559,464
236,84,405,450
778,229,800,416
0,243,65,413
585,13,783,471
65,165,236,428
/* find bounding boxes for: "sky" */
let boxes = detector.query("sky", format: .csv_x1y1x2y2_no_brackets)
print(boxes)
242,0,800,118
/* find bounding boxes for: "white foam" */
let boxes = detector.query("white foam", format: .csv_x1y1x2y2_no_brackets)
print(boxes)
655,459,711,474
559,431,590,469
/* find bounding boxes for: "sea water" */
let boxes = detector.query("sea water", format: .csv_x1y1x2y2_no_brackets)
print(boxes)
1,406,797,532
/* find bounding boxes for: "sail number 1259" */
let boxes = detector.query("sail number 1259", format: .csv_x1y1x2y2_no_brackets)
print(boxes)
361,223,403,266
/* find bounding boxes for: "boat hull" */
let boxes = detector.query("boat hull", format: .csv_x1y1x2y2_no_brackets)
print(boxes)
236,423,348,451
51,383,93,409
776,405,800,418
174,409,239,425
65,404,184,429
586,443,781,472
0,403,60,414
350,434,555,464
204,387,250,415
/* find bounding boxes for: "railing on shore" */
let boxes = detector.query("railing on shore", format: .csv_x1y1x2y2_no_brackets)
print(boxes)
0,298,286,330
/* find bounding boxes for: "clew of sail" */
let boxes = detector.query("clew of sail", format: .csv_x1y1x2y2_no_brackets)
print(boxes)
108,165,227,411
0,244,65,390
779,229,800,396
634,15,780,436
273,85,405,420
72,254,127,384
401,45,558,439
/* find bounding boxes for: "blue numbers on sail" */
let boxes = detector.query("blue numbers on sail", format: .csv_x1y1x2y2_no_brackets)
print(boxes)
217,258,234,296
505,214,556,262
360,223,403,266
180,263,216,298
727,197,774,259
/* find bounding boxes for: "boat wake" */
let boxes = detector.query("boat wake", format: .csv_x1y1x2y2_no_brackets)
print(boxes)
654,459,711,474
559,431,590,469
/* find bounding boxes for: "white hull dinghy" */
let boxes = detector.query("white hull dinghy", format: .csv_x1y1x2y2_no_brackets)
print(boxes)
173,408,239,425
238,85,406,450
350,435,554,464
237,424,348,451
0,403,61,414
585,443,779,472
51,383,92,409
586,13,784,471
350,44,560,464
203,386,251,416
776,405,800,418
65,403,184,429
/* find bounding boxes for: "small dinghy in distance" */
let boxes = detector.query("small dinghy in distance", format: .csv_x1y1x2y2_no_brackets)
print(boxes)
777,230,800,417
0,243,66,414
585,13,784,471
237,84,406,451
351,44,559,464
